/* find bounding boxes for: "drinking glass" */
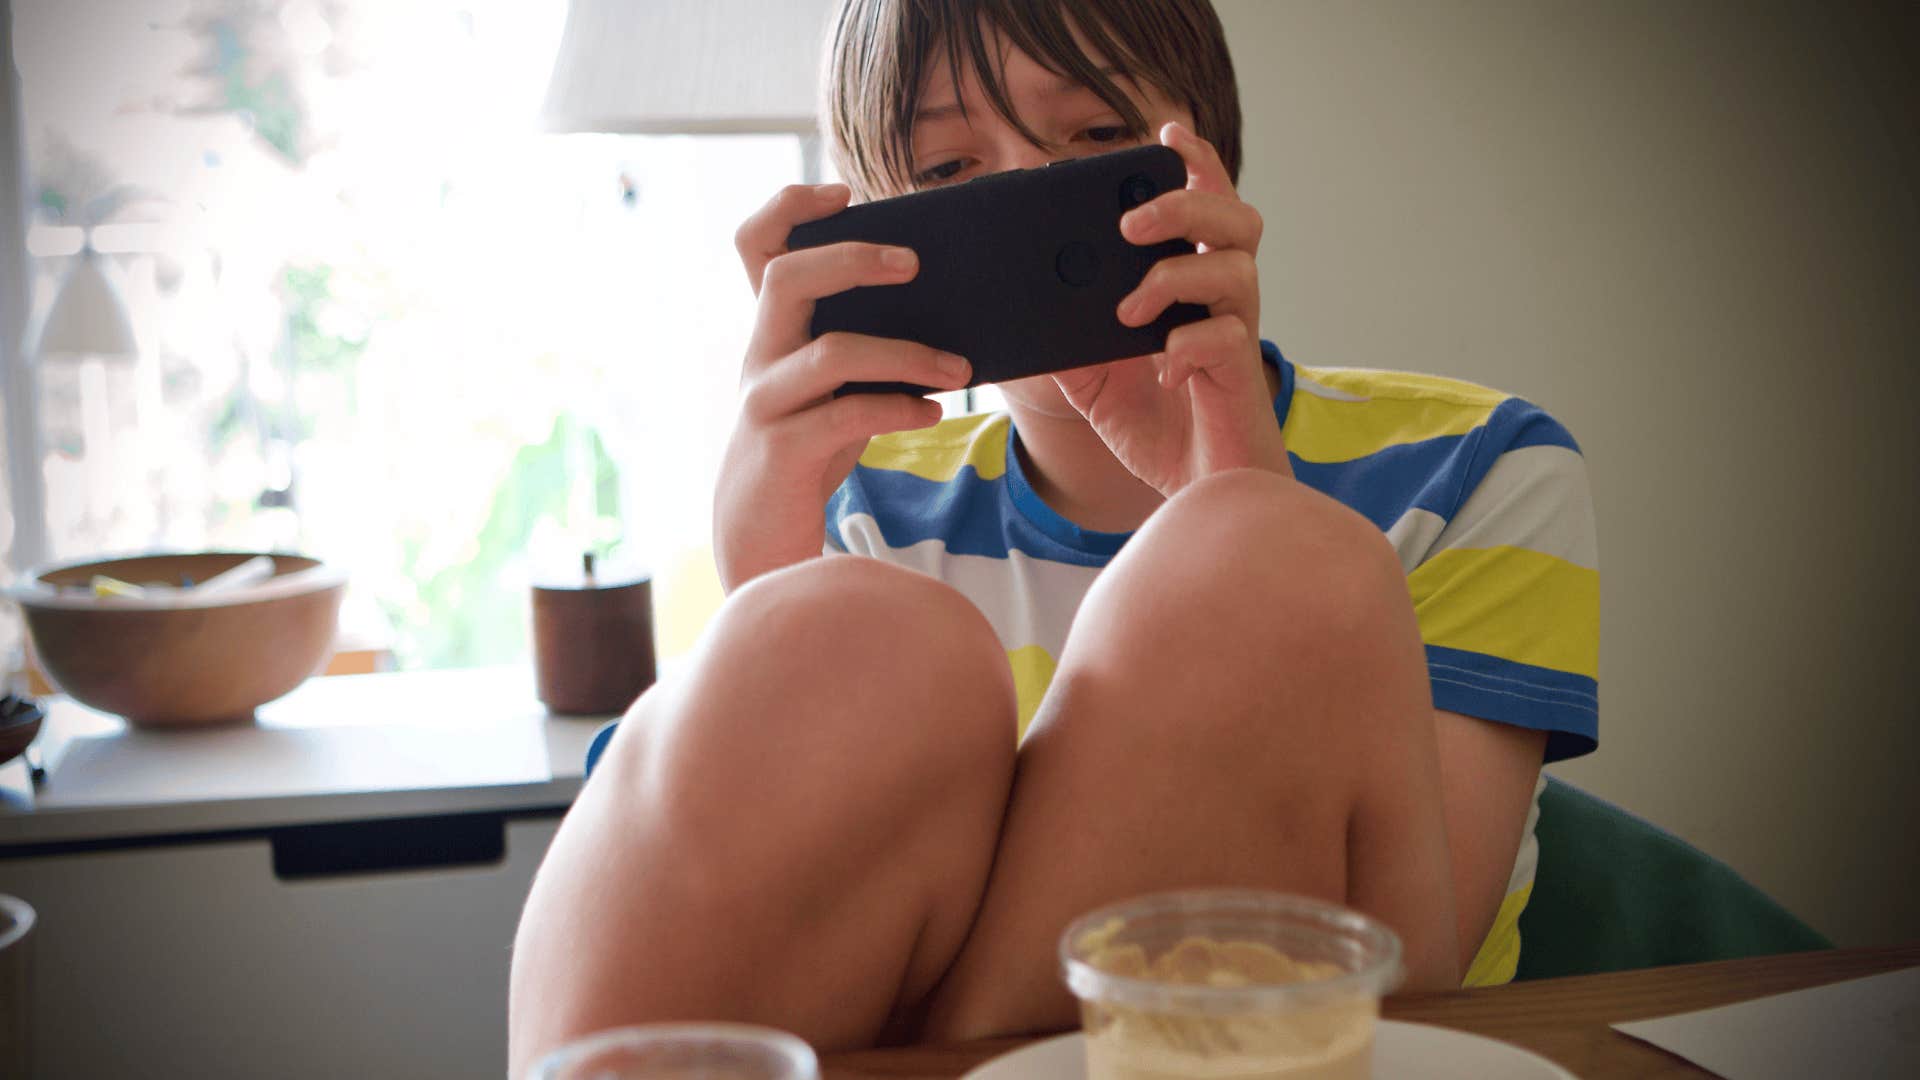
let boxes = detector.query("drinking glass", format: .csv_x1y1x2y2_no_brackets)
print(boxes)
528,1023,818,1080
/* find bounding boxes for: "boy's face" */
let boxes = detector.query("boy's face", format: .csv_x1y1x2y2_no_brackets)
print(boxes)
908,23,1198,419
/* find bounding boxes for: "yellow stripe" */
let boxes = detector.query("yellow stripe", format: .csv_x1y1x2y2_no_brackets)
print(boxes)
1463,880,1533,987
1285,368,1505,465
858,413,1009,482
1006,644,1057,743
1408,546,1600,680
1302,366,1509,406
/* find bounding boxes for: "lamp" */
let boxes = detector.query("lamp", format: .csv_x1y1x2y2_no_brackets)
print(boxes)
35,244,139,361
539,0,835,136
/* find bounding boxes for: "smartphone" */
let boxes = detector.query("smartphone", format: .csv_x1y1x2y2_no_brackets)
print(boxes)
786,144,1208,395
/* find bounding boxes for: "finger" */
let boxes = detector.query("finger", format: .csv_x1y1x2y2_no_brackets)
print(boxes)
734,183,852,293
774,389,945,456
1159,120,1235,198
1159,315,1257,389
748,243,920,366
748,333,970,420
1117,248,1256,327
1120,187,1263,253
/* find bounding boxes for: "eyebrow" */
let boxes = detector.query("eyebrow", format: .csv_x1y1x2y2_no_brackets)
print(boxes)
914,66,1126,124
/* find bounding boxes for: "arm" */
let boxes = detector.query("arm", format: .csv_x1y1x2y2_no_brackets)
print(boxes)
1434,709,1547,976
1413,412,1598,976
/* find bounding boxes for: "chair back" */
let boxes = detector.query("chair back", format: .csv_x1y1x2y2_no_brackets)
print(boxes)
1516,775,1831,980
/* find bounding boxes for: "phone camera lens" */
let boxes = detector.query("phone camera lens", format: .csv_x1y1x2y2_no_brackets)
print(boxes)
1119,174,1158,210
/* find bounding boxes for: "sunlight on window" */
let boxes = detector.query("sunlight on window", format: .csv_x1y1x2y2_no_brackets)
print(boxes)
9,0,799,670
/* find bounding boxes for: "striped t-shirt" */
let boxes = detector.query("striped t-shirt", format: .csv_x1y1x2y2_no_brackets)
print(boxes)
824,341,1600,986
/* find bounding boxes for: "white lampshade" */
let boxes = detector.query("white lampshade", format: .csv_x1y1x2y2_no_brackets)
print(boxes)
540,0,836,134
36,249,139,360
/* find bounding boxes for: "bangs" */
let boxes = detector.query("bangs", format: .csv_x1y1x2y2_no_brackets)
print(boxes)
929,1,1153,184
828,0,1242,200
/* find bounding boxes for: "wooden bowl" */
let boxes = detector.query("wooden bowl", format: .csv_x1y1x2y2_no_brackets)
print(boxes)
9,553,347,728
0,711,39,767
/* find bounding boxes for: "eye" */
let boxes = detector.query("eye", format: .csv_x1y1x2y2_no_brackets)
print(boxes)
1079,125,1133,145
913,159,966,186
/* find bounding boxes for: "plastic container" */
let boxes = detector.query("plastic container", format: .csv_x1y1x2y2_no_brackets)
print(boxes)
1060,890,1404,1080
528,1023,818,1080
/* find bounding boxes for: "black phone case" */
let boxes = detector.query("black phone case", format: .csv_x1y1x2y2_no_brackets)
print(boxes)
786,144,1208,396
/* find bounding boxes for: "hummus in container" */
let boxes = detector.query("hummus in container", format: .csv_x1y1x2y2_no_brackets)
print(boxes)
1060,891,1403,1080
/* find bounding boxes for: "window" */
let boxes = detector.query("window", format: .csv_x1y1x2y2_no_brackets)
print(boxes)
4,0,820,672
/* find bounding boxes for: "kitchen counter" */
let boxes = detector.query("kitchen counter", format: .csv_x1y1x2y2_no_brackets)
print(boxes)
0,666,605,850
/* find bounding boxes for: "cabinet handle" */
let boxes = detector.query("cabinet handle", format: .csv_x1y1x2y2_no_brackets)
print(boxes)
270,812,506,880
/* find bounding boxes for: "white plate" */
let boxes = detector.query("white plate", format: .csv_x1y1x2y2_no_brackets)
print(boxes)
959,1019,1578,1079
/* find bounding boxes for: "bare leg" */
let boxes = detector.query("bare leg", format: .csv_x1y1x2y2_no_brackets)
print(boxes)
922,468,1460,1040
508,557,1017,1075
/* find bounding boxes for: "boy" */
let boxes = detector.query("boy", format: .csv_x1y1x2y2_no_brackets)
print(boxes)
509,0,1597,1069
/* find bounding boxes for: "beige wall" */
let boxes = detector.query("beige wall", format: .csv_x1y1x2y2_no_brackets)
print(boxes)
1215,0,1920,946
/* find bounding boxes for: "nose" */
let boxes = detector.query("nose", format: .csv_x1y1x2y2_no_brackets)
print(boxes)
993,136,1062,174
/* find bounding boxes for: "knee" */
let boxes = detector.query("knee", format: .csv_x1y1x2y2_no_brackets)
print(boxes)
1119,468,1415,656
1054,470,1427,767
628,555,1016,805
722,554,1014,711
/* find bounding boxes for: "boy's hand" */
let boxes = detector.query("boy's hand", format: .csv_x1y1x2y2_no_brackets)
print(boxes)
1050,122,1291,494
717,183,973,593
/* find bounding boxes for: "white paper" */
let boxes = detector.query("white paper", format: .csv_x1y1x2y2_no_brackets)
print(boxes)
1612,965,1920,1079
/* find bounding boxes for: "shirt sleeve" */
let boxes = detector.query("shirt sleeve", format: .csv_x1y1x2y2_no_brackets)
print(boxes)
1408,398,1599,762
824,472,867,555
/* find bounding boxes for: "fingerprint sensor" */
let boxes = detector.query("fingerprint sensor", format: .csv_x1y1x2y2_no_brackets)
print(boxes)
1120,173,1158,210
1056,242,1099,287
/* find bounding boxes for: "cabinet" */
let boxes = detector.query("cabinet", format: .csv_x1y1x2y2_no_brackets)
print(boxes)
0,669,608,1079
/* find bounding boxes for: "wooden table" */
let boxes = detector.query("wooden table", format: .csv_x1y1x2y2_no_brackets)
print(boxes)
822,943,1920,1078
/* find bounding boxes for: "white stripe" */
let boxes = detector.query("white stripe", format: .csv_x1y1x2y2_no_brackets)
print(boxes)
1431,445,1598,570
1428,662,1597,705
1383,507,1448,573
1293,373,1369,402
837,512,1100,654
1509,773,1546,895
1431,674,1598,714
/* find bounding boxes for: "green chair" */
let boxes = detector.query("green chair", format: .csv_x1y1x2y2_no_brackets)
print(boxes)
1515,774,1832,980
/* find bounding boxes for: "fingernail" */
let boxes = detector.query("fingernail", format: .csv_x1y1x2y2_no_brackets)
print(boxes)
883,247,916,272
815,182,848,197
936,352,970,380
1125,203,1158,235
1117,294,1141,323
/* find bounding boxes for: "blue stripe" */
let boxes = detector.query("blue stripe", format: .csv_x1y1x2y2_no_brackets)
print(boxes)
1497,400,1582,454
1291,433,1480,531
824,479,861,552
1004,426,1131,558
1266,340,1296,430
1425,644,1598,763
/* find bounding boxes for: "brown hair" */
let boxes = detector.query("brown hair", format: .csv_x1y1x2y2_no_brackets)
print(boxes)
824,0,1242,200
